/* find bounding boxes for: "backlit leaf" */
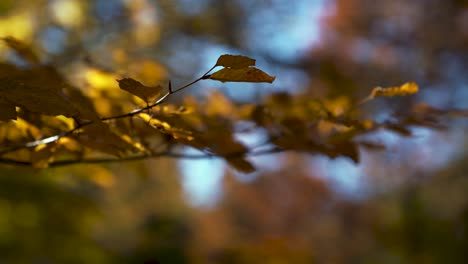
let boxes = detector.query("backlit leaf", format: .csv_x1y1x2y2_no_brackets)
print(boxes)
209,67,275,83
62,84,101,121
138,113,195,141
117,78,163,103
371,82,419,98
76,123,140,157
215,54,256,69
31,143,57,169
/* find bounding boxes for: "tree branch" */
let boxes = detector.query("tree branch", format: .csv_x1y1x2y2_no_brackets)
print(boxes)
0,147,285,168
0,64,219,156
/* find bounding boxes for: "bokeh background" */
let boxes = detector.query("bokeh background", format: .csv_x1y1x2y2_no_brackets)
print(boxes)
0,0,467,263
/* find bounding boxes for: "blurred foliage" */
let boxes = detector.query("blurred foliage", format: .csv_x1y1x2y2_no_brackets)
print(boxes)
0,0,467,263
0,167,117,263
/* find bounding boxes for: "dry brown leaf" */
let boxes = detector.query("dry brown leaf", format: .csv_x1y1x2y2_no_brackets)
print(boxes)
2,36,40,65
215,54,256,69
209,67,275,83
76,123,140,157
117,78,163,102
226,157,256,173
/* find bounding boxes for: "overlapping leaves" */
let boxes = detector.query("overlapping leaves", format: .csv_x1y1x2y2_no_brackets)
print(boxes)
208,54,275,83
0,43,465,171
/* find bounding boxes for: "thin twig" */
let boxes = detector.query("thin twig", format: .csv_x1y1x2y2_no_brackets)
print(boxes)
0,146,285,168
0,64,218,157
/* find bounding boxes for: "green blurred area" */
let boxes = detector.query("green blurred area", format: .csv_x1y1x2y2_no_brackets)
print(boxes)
0,0,467,263
1,156,467,263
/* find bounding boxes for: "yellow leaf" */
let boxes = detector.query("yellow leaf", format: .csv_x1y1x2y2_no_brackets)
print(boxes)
57,137,81,152
138,113,194,141
85,69,119,90
209,67,275,83
215,54,256,69
117,78,163,102
31,143,57,169
128,60,168,84
371,82,419,98
205,91,234,117
120,134,148,152
15,117,41,139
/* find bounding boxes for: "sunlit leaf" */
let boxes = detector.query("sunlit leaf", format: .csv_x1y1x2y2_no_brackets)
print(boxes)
56,137,82,153
208,67,275,83
215,54,256,69
85,69,119,90
371,82,419,98
138,113,195,141
31,143,57,169
117,78,163,102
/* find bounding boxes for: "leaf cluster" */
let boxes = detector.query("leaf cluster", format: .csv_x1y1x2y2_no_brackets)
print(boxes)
0,38,466,172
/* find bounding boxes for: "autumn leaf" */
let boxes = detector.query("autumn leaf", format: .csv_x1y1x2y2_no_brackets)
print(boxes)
138,113,195,141
117,78,163,103
226,157,256,173
76,123,141,157
329,141,360,163
62,83,101,121
0,64,100,121
208,67,275,83
371,82,419,98
0,74,80,118
358,82,419,105
215,54,256,69
1,36,40,65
